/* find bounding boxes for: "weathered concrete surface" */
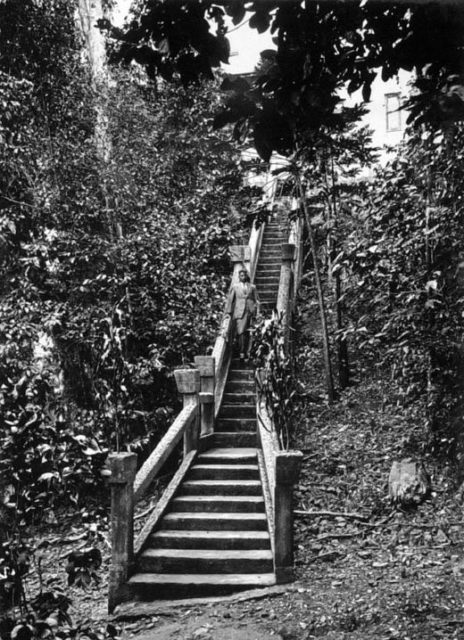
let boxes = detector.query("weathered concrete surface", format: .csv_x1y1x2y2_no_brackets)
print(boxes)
132,617,281,640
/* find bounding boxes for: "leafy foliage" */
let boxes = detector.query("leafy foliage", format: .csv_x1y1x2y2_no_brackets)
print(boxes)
252,315,297,450
341,126,464,458
0,0,254,593
0,0,261,631
65,548,102,588
113,1,464,159
1,48,248,515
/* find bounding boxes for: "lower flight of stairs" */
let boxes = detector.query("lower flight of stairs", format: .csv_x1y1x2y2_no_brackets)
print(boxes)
127,361,275,601
128,447,274,599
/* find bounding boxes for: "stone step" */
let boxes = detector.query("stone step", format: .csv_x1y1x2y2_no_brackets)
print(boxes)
256,277,281,282
161,512,268,530
211,432,257,448
223,391,255,404
257,295,279,302
260,286,279,292
224,380,255,393
189,463,259,480
255,267,281,275
171,495,264,513
137,549,273,574
261,251,282,256
148,530,270,550
180,479,262,496
127,572,276,598
228,369,254,381
230,359,254,369
215,418,256,432
219,404,255,419
257,287,279,295
198,448,257,465
260,247,282,254
255,274,281,282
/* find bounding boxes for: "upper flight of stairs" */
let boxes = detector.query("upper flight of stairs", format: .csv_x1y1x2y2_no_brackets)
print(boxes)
254,217,288,314
122,216,289,605
216,358,256,447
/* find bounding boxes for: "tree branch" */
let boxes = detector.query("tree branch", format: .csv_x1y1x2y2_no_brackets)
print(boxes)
0,194,33,208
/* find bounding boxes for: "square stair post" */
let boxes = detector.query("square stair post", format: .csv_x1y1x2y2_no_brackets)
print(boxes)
274,450,303,583
230,245,251,281
174,368,200,456
108,452,137,613
194,355,215,436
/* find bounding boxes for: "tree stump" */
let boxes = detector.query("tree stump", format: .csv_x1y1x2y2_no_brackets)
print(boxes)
388,459,431,506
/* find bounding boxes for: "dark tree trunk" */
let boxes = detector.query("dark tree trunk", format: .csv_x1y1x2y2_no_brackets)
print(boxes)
296,175,335,403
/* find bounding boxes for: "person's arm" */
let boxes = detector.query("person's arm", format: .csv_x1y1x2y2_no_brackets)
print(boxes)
253,284,261,316
225,286,235,315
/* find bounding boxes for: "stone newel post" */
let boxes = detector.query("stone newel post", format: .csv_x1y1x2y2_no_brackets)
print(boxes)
230,245,251,282
274,450,303,583
174,368,200,455
108,451,137,612
194,355,215,436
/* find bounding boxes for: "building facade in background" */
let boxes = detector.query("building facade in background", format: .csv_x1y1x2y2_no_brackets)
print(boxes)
346,69,411,166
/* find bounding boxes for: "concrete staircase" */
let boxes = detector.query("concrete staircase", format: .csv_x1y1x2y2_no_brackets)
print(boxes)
119,216,294,604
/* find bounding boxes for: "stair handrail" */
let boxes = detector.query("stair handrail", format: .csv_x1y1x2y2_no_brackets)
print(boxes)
108,368,201,612
257,205,304,583
289,213,304,304
276,214,304,347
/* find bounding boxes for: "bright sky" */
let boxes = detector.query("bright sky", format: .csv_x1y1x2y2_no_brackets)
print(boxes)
113,1,274,74
224,20,274,74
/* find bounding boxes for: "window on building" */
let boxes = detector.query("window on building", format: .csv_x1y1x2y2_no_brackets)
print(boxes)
385,93,402,132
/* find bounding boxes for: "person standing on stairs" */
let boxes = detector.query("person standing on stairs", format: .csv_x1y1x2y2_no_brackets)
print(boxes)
225,268,260,361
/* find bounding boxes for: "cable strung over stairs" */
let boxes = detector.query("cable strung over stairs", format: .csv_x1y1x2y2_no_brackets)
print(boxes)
108,208,303,613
